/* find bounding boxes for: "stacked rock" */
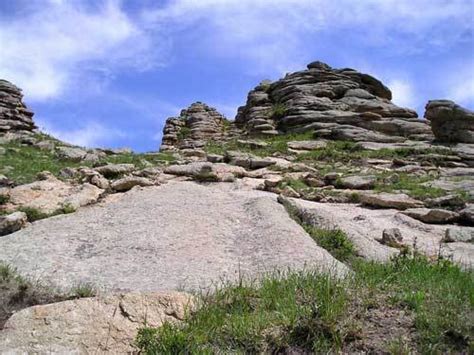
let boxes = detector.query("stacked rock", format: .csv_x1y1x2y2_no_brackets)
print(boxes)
425,100,474,143
236,61,433,142
0,79,36,135
160,102,232,150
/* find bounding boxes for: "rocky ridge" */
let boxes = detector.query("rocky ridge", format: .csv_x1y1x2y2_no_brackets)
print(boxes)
235,61,433,142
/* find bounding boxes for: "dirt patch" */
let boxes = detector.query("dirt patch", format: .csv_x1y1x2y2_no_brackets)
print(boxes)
344,293,416,354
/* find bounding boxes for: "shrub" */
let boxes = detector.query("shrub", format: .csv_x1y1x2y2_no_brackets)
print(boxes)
177,126,191,140
269,103,288,119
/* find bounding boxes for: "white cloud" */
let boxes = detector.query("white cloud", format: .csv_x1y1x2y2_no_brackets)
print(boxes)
144,0,473,75
446,66,474,106
0,0,160,101
387,79,417,108
36,119,126,148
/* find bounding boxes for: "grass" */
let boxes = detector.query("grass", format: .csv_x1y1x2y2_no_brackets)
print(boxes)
70,283,96,298
269,103,288,119
304,227,356,263
372,172,446,200
0,141,176,185
204,131,314,157
136,254,473,354
0,194,9,205
177,126,191,140
18,204,76,222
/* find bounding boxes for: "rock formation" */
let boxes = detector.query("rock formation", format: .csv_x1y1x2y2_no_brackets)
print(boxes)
160,102,237,150
0,80,36,135
236,61,433,142
425,100,474,143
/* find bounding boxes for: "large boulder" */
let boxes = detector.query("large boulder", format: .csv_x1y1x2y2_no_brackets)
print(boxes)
5,175,103,213
0,292,195,353
0,211,27,236
425,100,474,143
235,61,432,141
0,80,36,135
160,102,238,151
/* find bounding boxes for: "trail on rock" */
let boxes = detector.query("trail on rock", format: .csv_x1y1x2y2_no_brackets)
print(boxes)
0,182,347,292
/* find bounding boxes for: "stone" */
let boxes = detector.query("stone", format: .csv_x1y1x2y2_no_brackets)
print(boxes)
0,182,348,292
237,139,269,148
264,176,284,188
0,212,27,236
0,80,36,135
425,194,467,209
402,208,459,224
34,140,55,151
207,154,224,163
7,176,103,214
94,164,136,178
460,204,474,225
338,175,377,190
55,146,87,162
425,100,474,143
287,140,327,150
359,192,424,210
180,148,207,158
379,228,404,248
111,176,155,192
0,292,195,354
443,227,474,243
225,151,276,170
164,162,214,177
281,186,301,198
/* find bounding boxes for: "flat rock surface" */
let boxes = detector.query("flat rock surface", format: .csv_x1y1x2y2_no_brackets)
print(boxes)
282,197,474,268
0,292,195,354
0,182,347,292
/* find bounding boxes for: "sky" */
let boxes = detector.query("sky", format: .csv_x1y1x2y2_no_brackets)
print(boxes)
0,0,473,152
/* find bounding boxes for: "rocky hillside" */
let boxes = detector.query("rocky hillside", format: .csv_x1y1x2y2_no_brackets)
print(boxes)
0,63,473,353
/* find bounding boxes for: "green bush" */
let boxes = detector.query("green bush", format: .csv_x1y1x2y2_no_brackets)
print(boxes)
269,103,288,119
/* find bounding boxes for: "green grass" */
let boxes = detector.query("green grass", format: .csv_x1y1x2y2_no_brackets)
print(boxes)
269,103,288,119
137,271,348,354
304,227,356,263
18,204,76,222
70,283,96,298
177,126,191,140
204,131,314,157
0,194,9,205
372,172,446,200
136,255,473,354
0,141,176,185
0,142,92,184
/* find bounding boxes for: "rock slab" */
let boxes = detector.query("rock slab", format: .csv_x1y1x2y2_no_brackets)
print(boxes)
0,182,347,292
0,292,195,354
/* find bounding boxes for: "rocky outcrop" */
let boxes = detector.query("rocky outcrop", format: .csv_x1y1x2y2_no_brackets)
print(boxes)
236,61,432,142
425,100,474,143
160,102,237,150
0,292,195,353
0,80,36,135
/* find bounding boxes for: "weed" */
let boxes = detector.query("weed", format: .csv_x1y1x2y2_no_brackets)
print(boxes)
269,103,288,119
70,283,96,298
177,126,191,140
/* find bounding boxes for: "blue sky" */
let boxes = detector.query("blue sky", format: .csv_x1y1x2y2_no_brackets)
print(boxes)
1,0,473,152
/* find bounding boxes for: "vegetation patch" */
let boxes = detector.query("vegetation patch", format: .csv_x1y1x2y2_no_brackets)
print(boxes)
177,126,192,140
18,204,76,222
269,103,288,119
0,263,66,329
0,141,176,185
136,255,473,354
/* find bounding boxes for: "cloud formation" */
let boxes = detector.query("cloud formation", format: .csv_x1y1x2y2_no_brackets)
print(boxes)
0,0,157,101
